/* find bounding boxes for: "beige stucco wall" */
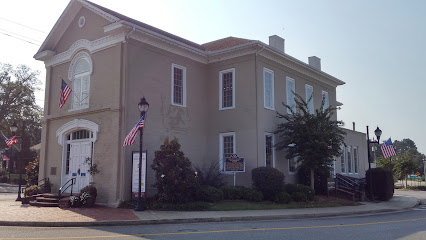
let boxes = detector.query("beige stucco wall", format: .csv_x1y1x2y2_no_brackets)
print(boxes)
335,128,368,178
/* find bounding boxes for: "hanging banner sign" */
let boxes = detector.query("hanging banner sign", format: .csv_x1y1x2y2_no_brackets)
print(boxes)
132,151,147,197
225,154,245,172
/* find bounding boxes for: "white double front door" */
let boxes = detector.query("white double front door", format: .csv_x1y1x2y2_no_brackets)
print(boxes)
64,141,92,193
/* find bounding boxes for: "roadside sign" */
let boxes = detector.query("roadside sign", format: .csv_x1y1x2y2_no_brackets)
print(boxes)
225,154,245,172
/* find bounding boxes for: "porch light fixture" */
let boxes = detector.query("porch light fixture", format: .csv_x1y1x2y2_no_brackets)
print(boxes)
135,97,149,211
366,126,382,201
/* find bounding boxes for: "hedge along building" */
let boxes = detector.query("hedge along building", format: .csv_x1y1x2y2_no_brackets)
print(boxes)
35,0,368,206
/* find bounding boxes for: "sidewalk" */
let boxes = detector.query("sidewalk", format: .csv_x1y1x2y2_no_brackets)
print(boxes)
0,189,422,227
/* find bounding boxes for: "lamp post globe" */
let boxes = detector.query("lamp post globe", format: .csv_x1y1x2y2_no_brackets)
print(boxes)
135,97,149,211
10,122,18,134
374,127,382,142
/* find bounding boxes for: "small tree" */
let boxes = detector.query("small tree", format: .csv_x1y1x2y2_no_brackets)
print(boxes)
275,93,346,189
151,137,199,203
393,152,419,187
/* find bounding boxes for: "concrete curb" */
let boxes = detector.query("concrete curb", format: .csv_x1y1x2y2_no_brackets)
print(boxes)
0,200,420,227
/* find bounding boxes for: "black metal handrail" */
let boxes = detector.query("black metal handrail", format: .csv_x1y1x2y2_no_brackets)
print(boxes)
335,173,365,200
58,178,76,199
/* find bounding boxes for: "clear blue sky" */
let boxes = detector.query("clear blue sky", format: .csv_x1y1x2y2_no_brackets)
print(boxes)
1,0,425,154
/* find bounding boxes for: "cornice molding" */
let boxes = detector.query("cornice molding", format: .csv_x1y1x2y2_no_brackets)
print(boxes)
130,31,208,64
44,33,125,67
78,0,119,23
258,50,341,87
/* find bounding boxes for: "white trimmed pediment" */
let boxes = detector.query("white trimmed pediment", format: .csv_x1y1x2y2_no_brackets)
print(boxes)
56,119,99,146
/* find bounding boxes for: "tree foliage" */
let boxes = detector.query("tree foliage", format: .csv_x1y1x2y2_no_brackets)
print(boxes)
0,63,42,147
393,152,420,187
275,93,346,188
151,137,199,203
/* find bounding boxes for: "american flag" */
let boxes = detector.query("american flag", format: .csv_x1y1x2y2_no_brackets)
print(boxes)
2,134,17,147
2,154,10,161
123,114,145,146
381,138,397,159
59,79,72,108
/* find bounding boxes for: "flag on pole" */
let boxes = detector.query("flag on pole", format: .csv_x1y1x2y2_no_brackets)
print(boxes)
380,138,397,159
2,154,10,161
2,134,18,147
123,114,145,146
59,79,72,108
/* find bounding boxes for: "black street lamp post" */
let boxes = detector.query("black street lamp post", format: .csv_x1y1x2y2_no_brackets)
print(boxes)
10,122,23,202
366,126,382,201
134,97,149,211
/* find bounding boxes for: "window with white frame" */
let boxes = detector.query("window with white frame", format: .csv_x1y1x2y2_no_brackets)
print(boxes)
71,57,91,110
354,147,359,173
219,69,235,110
265,133,274,167
347,146,352,173
264,68,274,110
289,158,297,173
286,77,295,114
322,90,329,111
219,132,235,171
305,84,314,114
341,145,346,173
171,64,186,106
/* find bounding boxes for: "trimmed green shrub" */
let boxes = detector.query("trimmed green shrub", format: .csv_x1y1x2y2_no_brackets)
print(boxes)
366,168,394,201
252,167,285,200
198,185,223,203
151,138,200,203
194,161,225,188
298,166,329,195
291,192,308,202
284,184,315,201
273,192,292,204
221,186,246,200
243,189,263,202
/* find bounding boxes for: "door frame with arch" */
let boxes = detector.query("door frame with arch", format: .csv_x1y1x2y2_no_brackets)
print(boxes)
56,119,99,193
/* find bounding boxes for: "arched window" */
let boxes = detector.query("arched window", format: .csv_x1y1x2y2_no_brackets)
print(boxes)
68,52,92,110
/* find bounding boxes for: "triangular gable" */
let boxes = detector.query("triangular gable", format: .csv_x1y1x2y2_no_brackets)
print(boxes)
34,0,119,60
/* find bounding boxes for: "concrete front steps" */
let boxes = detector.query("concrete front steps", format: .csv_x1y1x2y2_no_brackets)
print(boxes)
28,193,70,207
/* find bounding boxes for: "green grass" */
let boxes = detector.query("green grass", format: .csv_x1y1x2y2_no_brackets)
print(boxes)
209,201,341,211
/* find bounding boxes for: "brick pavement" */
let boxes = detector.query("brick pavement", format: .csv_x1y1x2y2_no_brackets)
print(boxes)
0,200,138,222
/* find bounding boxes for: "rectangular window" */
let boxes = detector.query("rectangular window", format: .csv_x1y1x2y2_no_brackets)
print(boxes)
66,144,70,174
286,77,295,114
72,74,90,109
265,133,274,167
305,84,314,114
264,68,274,110
219,69,235,110
347,146,352,173
354,147,359,173
341,145,346,173
219,132,236,171
322,90,329,111
171,64,186,106
289,158,297,173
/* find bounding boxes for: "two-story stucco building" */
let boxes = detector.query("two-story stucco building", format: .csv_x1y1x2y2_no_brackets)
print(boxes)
35,0,368,206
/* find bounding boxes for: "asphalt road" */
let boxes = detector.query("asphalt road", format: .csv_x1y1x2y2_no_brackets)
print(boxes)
0,207,426,240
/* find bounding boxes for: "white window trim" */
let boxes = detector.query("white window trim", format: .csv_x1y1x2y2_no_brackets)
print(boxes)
171,63,187,107
288,157,297,175
264,132,275,167
341,145,346,173
347,145,352,174
286,77,295,114
353,146,359,174
305,84,314,114
69,72,90,111
219,132,236,172
219,68,235,110
263,68,274,110
322,90,329,111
